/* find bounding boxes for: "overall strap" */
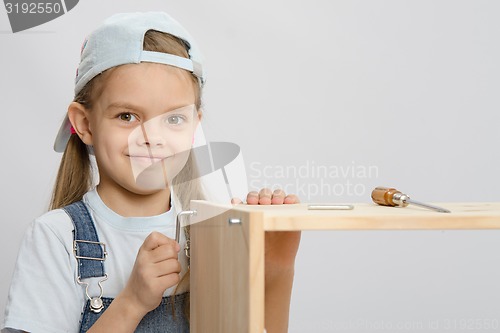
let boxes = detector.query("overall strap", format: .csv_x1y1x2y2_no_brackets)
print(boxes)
63,201,107,279
64,200,108,314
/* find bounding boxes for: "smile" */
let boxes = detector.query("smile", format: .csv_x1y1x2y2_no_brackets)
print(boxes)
128,155,171,163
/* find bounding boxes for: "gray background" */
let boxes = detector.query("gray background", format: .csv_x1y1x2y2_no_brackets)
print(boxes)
1,0,500,332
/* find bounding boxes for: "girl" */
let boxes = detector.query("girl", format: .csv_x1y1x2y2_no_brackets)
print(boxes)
1,11,300,333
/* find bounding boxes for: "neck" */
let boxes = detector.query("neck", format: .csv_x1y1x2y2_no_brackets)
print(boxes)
96,183,171,217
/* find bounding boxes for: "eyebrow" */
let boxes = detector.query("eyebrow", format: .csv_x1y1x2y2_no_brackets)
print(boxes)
106,102,194,113
107,102,142,111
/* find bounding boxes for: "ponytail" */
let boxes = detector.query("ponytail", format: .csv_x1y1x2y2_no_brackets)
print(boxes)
50,134,93,210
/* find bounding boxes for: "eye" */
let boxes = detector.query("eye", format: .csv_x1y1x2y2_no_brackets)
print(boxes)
118,113,138,122
167,115,186,125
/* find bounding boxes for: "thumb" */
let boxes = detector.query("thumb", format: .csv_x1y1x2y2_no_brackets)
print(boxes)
142,231,177,251
231,197,243,204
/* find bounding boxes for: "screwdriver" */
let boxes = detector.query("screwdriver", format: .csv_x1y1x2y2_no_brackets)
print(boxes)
371,186,451,213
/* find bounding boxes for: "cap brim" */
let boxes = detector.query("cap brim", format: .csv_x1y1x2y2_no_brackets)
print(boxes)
54,115,71,153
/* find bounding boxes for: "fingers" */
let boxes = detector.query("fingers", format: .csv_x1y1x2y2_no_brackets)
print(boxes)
153,258,182,278
156,271,181,289
245,188,299,205
246,189,272,205
141,232,180,265
271,189,285,204
284,193,300,204
258,188,273,205
142,231,179,252
239,189,301,205
246,191,260,205
126,232,183,314
150,243,180,263
268,189,300,204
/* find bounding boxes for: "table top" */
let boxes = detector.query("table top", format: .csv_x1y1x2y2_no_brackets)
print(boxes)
191,201,500,231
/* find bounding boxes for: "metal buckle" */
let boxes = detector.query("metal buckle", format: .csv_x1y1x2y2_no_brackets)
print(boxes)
73,240,108,261
77,274,108,313
176,210,196,269
184,239,190,259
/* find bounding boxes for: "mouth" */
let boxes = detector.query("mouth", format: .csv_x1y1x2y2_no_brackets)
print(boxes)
127,155,171,163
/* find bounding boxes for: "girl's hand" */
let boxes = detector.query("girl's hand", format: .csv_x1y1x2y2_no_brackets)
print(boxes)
232,188,301,333
86,232,181,331
232,188,301,279
231,188,299,206
122,231,181,316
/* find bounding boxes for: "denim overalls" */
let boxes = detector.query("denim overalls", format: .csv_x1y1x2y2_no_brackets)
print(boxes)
64,201,190,333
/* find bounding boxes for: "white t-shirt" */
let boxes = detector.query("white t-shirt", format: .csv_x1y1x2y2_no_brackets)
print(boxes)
1,188,189,333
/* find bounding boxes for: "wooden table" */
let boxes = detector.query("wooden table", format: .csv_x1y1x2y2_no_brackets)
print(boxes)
188,202,500,333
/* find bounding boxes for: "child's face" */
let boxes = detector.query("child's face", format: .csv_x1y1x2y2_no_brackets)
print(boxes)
87,63,199,195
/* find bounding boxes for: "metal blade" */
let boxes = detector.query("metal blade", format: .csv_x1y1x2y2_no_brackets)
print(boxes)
406,199,451,213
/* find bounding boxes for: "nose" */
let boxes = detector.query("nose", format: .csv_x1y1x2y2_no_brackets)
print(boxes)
137,119,167,147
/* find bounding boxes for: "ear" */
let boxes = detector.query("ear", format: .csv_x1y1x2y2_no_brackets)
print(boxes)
197,108,203,122
67,102,93,146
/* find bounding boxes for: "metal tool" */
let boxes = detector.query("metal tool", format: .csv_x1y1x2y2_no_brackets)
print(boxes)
308,204,354,210
371,186,451,213
175,210,197,243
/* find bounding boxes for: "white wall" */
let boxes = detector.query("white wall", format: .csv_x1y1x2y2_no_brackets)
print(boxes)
1,1,499,331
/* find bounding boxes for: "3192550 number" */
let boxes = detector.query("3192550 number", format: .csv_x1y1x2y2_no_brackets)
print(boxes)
5,2,62,14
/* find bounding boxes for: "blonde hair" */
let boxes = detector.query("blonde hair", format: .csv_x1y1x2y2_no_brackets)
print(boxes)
50,29,205,320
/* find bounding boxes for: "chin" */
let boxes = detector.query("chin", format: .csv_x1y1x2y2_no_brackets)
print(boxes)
139,158,187,185
125,182,169,196
134,171,171,191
